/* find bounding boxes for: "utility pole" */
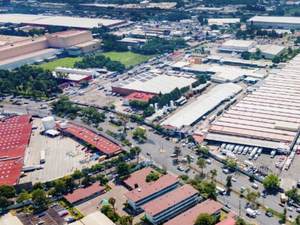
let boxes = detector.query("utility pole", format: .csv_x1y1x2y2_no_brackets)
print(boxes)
239,199,241,217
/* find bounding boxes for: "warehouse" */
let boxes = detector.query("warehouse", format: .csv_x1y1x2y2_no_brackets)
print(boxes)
249,45,285,59
219,40,257,52
161,83,242,128
207,54,300,151
111,73,196,95
208,18,240,26
0,14,128,29
247,16,300,30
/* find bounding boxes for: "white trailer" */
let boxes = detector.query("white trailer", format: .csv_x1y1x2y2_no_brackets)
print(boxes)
40,149,46,164
21,165,36,172
226,152,237,161
221,149,232,155
246,208,256,218
285,158,292,170
244,160,254,168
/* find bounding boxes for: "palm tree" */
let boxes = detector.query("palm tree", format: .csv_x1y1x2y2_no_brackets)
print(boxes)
226,175,232,189
108,197,116,211
186,154,191,168
196,158,206,174
210,169,217,182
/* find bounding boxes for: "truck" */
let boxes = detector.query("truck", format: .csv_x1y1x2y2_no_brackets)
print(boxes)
216,186,226,195
226,152,237,161
21,165,36,172
270,149,277,158
285,158,292,170
221,149,231,155
40,149,46,164
246,208,256,218
280,193,287,203
244,160,254,168
208,115,216,123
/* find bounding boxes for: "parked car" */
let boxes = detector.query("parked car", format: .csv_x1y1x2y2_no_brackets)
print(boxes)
177,166,184,171
279,203,285,207
265,212,272,217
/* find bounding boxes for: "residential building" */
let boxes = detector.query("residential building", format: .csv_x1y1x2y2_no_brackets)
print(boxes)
141,184,199,225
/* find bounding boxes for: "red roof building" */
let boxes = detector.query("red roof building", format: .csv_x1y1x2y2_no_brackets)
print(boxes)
58,122,122,156
0,115,32,185
142,184,198,225
125,92,154,102
123,167,156,190
216,217,236,225
124,174,180,211
64,182,105,204
164,199,223,225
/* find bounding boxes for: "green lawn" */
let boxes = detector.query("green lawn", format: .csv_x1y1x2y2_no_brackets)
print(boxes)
38,51,158,71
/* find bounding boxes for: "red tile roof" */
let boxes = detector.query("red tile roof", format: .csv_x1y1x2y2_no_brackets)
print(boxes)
124,92,154,102
58,122,122,155
164,199,223,225
216,217,236,225
0,115,32,185
141,184,198,217
64,183,105,204
123,167,155,189
124,174,179,203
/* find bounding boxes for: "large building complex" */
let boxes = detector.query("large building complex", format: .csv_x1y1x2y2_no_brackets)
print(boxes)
206,54,300,151
141,184,198,225
0,115,32,185
0,30,101,70
112,73,196,95
124,174,180,211
219,40,257,53
247,16,300,30
161,83,242,128
0,14,129,29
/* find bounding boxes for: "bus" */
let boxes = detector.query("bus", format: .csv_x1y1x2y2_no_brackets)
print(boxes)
216,186,226,195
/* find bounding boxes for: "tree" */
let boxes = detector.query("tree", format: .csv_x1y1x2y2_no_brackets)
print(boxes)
296,214,300,225
210,24,219,30
108,197,116,211
194,213,216,225
79,80,89,88
146,173,160,182
16,189,30,203
116,162,131,177
197,146,209,157
117,113,130,132
281,207,287,223
33,182,45,190
0,185,16,198
126,215,133,225
210,169,217,182
72,170,84,180
285,187,298,200
272,55,281,63
263,174,280,190
186,154,192,167
133,127,147,142
226,175,232,189
130,146,142,163
178,174,189,181
246,188,260,204
226,159,237,170
255,48,261,57
203,182,217,200
241,51,251,60
174,146,182,160
52,179,66,194
0,196,10,208
197,158,207,174
235,218,247,225
31,189,47,207
98,174,109,185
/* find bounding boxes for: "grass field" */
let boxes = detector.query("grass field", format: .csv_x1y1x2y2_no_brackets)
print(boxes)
38,51,158,71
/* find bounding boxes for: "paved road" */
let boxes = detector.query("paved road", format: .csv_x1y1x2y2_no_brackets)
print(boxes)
2,104,296,224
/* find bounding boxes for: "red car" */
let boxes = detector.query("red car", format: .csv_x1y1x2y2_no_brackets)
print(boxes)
279,203,285,207
297,149,300,154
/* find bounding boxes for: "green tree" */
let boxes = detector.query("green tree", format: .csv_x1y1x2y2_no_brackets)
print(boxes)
31,189,47,207
235,218,247,225
203,182,217,200
272,55,281,63
108,197,116,211
33,182,45,190
109,104,115,110
186,154,192,167
116,162,131,177
79,80,89,88
130,146,142,163
16,189,30,203
285,187,298,200
226,175,232,189
241,51,251,60
178,174,189,181
197,146,209,157
255,48,261,57
72,170,84,180
98,174,109,185
194,213,216,225
246,188,260,204
281,207,287,223
52,179,66,194
146,173,160,182
0,185,16,198
133,127,147,142
210,169,217,182
263,174,280,190
101,205,112,215
197,158,207,174
226,159,237,170
295,214,300,225
0,196,10,208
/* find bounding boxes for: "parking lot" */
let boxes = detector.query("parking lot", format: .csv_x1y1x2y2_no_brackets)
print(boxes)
20,118,98,184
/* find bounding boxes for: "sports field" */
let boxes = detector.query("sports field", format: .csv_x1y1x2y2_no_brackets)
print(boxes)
38,51,158,71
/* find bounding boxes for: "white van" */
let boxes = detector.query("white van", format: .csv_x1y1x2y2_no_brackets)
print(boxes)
252,183,259,189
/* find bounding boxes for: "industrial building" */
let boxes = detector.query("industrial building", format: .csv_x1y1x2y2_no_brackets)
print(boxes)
219,40,257,53
111,73,197,95
0,14,129,29
208,18,240,26
55,67,99,78
164,199,223,225
0,115,32,186
141,185,199,225
124,174,180,211
0,30,101,70
206,54,300,151
122,92,155,106
247,16,300,30
118,37,147,46
161,83,243,128
249,45,285,59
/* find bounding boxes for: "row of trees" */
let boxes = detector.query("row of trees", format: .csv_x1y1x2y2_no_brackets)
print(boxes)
0,65,63,98
74,54,126,73
131,38,187,55
51,95,105,123
236,26,280,40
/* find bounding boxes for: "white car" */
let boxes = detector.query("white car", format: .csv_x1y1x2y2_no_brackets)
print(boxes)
287,207,293,212
231,177,237,182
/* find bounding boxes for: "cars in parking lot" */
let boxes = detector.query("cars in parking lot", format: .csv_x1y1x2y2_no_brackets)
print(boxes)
177,166,184,171
279,203,285,207
265,212,272,217
225,203,231,209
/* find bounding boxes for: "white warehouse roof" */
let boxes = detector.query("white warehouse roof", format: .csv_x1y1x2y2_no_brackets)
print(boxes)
221,40,257,49
208,18,240,25
247,16,300,24
112,72,196,94
161,83,242,127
